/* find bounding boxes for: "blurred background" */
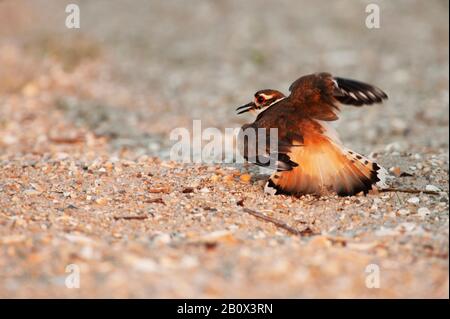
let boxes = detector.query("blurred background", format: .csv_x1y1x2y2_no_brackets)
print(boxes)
1,0,448,157
0,0,448,298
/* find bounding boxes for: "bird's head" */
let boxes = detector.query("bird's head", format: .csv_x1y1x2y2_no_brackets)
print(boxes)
236,89,286,114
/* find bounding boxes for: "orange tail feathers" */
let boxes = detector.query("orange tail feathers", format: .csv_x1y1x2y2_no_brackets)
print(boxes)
265,138,387,196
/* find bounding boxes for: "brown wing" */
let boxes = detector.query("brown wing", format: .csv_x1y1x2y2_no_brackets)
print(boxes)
288,72,388,121
239,99,307,171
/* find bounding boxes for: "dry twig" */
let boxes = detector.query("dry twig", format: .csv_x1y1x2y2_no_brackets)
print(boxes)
381,187,443,196
113,215,148,221
242,207,314,237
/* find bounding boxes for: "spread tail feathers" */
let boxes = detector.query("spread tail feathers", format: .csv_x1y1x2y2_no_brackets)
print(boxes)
264,139,387,196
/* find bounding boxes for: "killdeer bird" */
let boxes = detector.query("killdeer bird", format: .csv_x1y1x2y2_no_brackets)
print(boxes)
236,72,389,196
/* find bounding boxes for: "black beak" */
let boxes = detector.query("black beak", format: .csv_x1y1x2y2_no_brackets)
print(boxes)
236,102,256,114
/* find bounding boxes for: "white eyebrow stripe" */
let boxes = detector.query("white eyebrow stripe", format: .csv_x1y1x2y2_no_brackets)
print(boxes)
252,97,286,115
267,97,286,107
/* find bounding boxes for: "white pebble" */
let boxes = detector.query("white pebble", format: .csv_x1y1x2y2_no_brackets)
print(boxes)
153,233,171,245
407,197,420,205
425,185,441,192
397,208,410,216
23,189,40,195
417,207,431,218
200,187,210,193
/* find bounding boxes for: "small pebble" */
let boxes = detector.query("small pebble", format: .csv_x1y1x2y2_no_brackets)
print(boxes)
397,208,410,216
210,174,220,182
23,189,40,196
389,166,401,177
407,197,420,205
417,207,431,218
223,175,234,182
153,233,171,245
200,187,210,193
95,198,108,205
425,185,441,192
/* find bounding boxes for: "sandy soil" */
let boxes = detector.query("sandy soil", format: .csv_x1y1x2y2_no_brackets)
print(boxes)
0,0,448,298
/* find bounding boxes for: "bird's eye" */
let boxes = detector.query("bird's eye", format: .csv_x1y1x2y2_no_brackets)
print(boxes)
257,96,265,104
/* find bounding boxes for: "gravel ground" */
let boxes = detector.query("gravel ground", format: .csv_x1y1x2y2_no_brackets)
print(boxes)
0,0,448,298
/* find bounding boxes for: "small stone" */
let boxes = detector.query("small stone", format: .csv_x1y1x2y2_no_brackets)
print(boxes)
153,233,171,245
200,187,210,193
182,187,194,194
239,174,252,183
210,174,220,182
400,171,414,177
23,189,40,196
223,175,234,182
407,197,420,205
397,208,410,216
95,198,108,205
425,185,441,192
389,166,402,177
148,187,171,193
417,207,431,218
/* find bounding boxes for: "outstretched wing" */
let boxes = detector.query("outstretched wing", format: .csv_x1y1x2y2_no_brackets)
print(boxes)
288,72,388,121
333,77,388,106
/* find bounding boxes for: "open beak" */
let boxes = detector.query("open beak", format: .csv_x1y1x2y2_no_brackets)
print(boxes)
236,102,256,114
